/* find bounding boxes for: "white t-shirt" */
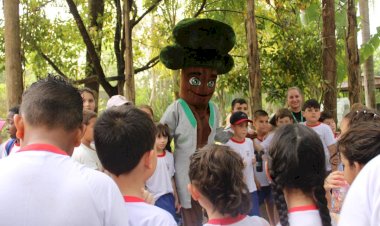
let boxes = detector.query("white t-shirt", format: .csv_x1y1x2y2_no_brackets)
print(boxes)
204,214,269,226
0,143,128,226
72,143,103,171
301,122,336,171
226,138,257,192
276,206,322,226
146,150,175,200
260,133,274,152
124,196,177,226
253,138,270,187
338,155,380,226
0,139,20,158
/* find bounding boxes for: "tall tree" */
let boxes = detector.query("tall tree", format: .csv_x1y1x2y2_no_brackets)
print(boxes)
346,0,361,105
123,0,134,100
246,0,262,112
359,0,375,108
85,0,105,102
321,0,337,120
4,0,23,108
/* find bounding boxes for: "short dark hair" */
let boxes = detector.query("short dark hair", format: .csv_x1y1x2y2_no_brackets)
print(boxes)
319,111,333,122
275,108,293,121
253,109,268,119
189,144,251,217
20,75,83,131
139,105,154,117
82,110,97,125
9,106,20,115
231,98,247,110
94,106,157,176
302,99,320,111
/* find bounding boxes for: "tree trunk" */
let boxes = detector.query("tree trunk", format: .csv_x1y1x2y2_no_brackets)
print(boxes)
124,0,135,102
359,0,375,109
172,70,180,100
322,0,337,120
85,0,104,103
346,0,361,106
246,0,262,113
4,0,23,108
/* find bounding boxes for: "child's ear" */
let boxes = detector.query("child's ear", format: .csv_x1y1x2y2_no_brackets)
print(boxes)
74,124,86,147
144,150,157,170
14,114,24,139
187,184,201,201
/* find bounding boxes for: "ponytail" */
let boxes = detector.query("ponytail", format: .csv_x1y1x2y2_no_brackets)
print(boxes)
313,186,332,226
272,183,289,226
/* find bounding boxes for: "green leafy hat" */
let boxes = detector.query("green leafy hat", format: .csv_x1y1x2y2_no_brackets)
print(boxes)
160,18,236,74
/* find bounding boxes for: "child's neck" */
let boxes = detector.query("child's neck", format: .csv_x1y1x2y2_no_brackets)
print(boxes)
284,187,316,209
256,132,267,141
112,170,146,199
155,148,164,155
81,139,92,150
231,135,245,142
306,121,319,126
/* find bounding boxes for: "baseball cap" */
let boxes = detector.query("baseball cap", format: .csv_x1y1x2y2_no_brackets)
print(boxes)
230,111,252,125
106,95,133,109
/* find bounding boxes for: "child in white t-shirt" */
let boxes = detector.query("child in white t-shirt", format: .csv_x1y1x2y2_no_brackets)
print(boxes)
146,123,179,222
188,144,269,226
225,111,259,216
268,124,331,226
72,110,103,171
301,99,337,172
94,106,177,226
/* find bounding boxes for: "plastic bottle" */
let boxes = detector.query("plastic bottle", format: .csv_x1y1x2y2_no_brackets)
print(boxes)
255,150,263,172
331,164,349,214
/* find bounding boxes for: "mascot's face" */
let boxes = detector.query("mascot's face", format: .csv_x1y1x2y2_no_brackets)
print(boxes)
180,67,217,107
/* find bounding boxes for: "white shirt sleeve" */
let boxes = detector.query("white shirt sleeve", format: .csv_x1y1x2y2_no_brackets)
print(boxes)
323,125,336,147
338,155,380,226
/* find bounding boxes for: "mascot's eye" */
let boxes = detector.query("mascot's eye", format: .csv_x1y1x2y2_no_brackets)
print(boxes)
207,80,215,88
189,77,201,86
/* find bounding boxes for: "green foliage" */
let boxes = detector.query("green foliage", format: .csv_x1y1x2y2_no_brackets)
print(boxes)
360,27,380,62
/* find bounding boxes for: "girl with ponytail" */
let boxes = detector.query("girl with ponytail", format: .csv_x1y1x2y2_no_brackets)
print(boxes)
268,124,331,226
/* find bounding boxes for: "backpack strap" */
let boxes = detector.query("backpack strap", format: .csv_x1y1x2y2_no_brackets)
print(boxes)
5,139,17,156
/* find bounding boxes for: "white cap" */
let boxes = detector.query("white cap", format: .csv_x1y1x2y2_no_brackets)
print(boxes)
106,95,133,109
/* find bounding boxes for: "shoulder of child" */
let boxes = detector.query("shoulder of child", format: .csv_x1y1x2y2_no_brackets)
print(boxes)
249,216,270,226
129,202,177,226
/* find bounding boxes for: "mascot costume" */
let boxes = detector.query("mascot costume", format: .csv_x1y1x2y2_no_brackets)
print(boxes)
160,18,235,226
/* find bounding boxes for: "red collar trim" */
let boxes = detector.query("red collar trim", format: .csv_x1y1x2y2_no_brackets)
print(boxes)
157,151,166,157
231,137,245,144
207,215,246,225
288,205,317,213
306,122,321,128
18,144,68,156
14,142,20,147
123,196,145,203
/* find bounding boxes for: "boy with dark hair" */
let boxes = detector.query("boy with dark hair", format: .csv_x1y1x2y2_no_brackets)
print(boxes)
0,75,127,225
94,106,177,226
252,110,275,225
225,111,259,216
0,106,20,158
302,99,337,171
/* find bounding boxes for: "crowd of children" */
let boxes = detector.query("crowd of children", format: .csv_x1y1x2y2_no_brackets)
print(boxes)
1,77,380,226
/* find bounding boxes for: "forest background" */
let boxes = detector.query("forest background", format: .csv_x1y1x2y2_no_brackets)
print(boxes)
0,0,379,131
